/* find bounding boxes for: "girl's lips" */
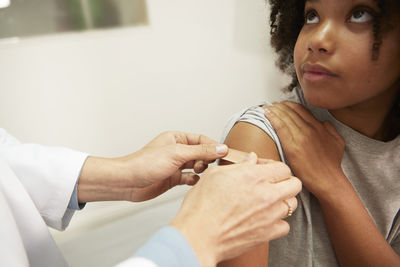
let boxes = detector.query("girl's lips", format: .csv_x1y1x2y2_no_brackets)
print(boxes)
303,71,336,82
302,63,338,82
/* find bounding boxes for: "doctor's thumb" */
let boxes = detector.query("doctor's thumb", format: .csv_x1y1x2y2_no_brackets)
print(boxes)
178,143,228,162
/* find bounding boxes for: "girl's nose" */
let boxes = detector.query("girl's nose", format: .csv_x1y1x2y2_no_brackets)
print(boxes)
307,21,336,55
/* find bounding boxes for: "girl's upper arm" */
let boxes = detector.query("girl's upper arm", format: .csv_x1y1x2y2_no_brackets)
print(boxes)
217,121,282,267
223,121,282,161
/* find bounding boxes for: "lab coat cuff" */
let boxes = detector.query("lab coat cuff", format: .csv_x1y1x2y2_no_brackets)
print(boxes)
67,179,86,210
49,152,89,231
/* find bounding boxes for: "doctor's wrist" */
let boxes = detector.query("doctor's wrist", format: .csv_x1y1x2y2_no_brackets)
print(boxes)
77,156,134,203
170,217,218,267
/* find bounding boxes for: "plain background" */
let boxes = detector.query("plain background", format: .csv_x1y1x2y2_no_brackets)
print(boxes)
0,0,290,266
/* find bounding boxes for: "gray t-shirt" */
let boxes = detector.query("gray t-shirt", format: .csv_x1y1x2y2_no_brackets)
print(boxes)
221,88,400,266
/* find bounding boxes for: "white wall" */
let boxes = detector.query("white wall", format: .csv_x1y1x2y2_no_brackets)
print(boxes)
0,0,289,266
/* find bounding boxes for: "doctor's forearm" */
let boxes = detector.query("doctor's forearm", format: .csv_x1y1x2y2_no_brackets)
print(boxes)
77,156,135,203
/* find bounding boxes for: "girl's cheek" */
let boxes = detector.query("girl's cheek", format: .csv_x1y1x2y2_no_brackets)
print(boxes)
293,39,303,72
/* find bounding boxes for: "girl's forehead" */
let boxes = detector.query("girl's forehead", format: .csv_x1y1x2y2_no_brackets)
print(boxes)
305,0,375,3
305,0,378,7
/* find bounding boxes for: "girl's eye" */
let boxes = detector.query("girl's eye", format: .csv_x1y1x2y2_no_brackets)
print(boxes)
305,10,320,24
349,10,373,23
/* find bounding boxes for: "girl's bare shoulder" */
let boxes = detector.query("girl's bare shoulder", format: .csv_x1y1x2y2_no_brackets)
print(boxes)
224,121,281,161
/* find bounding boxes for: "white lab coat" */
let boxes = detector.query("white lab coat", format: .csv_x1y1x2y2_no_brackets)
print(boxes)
0,129,168,267
0,128,88,266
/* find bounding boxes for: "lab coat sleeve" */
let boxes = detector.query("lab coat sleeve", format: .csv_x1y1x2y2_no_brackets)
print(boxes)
116,226,201,267
68,181,86,210
0,128,88,230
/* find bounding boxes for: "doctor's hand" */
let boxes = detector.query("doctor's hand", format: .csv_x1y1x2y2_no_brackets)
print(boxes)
170,153,302,267
77,131,228,203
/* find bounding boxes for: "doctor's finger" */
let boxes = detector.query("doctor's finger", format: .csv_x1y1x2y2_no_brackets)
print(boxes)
193,160,209,173
180,159,215,172
265,196,298,221
255,161,292,182
180,172,200,186
264,220,291,242
169,171,200,187
173,132,218,146
282,197,298,215
257,157,278,165
270,176,302,200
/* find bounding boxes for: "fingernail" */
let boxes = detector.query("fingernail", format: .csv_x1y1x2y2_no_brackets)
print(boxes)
245,152,256,161
216,144,228,155
264,108,271,114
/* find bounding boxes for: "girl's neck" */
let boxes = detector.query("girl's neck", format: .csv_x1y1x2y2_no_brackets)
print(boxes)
329,84,399,141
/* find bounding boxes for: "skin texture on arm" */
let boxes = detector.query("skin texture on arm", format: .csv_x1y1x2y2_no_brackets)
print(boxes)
217,121,283,267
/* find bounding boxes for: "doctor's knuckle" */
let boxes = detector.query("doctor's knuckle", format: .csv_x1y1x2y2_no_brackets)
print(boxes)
273,162,291,175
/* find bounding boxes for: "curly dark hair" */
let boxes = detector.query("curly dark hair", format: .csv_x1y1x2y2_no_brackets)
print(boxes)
267,0,400,140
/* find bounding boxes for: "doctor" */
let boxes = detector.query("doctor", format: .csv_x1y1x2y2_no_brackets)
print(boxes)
0,129,301,267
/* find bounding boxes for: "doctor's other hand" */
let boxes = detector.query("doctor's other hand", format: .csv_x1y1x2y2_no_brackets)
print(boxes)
77,131,228,203
170,153,302,267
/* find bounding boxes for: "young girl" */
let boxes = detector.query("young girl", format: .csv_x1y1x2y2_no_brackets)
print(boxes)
218,0,400,266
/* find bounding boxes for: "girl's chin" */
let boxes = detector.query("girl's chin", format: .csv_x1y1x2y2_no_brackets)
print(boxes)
302,90,342,110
